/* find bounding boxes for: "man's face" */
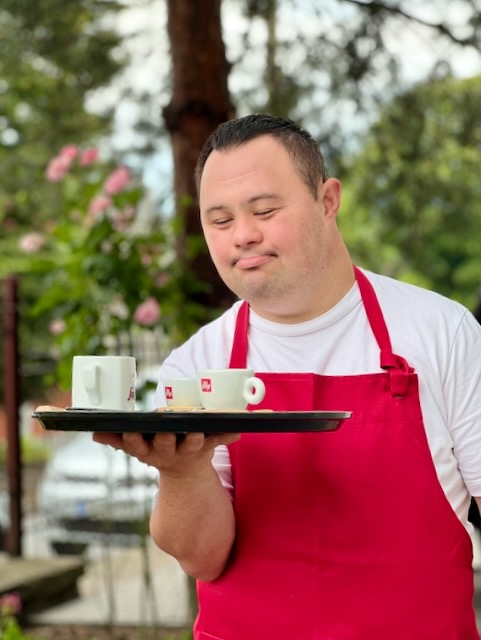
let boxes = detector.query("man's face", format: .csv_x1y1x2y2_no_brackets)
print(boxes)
199,135,340,322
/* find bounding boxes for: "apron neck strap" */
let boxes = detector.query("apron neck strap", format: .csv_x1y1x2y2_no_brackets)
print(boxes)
229,301,249,368
354,266,413,395
229,268,413,396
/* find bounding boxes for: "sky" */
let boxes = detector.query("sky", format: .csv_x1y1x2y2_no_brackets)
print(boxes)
87,0,480,200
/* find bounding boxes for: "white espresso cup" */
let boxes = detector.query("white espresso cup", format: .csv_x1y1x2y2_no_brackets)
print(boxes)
71,355,137,411
197,369,266,410
163,377,202,408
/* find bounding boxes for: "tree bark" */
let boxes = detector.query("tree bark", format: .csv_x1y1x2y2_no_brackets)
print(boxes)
163,0,236,310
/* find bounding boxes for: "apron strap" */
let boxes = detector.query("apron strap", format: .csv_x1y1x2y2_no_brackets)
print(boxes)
229,301,249,368
354,266,413,396
229,270,413,397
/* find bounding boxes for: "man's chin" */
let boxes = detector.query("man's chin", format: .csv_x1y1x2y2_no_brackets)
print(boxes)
237,285,276,306
223,269,278,302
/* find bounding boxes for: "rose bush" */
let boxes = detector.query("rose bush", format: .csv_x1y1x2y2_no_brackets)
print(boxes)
0,592,36,640
14,144,206,390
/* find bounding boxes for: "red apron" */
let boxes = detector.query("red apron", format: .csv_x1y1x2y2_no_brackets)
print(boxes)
195,267,478,640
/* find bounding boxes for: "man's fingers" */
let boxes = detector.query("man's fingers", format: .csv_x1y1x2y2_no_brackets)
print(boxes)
92,432,124,448
178,432,205,452
155,431,178,445
122,431,155,457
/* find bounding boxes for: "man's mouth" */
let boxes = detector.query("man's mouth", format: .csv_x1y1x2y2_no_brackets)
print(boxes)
233,254,274,270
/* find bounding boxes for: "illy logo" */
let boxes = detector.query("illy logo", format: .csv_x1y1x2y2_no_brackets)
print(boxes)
200,378,212,392
165,386,173,400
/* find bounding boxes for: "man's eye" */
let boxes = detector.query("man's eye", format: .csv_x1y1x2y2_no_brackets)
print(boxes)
213,217,232,226
255,209,274,217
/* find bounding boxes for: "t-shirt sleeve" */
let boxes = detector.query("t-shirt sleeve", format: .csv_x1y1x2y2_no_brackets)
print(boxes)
446,310,481,497
212,444,234,500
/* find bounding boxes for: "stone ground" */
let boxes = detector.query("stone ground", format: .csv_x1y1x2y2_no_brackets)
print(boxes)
23,624,190,640
4,465,481,639
2,464,192,639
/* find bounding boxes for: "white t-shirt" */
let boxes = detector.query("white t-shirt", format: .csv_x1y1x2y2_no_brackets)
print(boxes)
155,270,481,529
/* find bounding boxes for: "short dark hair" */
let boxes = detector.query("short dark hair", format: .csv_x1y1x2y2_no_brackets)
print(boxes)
194,114,328,198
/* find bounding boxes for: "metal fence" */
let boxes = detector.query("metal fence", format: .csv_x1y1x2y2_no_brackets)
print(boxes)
1,273,171,557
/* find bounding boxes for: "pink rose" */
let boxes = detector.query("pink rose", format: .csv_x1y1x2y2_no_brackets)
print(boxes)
59,144,78,161
104,167,131,195
46,155,71,182
86,195,113,226
80,148,99,166
19,232,45,253
88,195,112,216
0,592,22,617
49,319,66,335
45,145,78,181
155,273,171,287
111,206,135,232
134,297,161,326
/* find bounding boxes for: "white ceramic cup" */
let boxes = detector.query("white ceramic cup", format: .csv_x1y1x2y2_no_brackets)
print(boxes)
197,369,266,410
163,377,202,408
71,355,137,411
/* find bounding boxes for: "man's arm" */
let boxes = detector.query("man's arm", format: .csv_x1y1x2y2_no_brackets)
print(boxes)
93,431,238,582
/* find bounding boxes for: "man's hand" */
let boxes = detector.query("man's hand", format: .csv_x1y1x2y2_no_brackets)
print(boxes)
93,431,239,478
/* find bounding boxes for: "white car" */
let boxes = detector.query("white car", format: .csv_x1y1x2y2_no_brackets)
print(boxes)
37,432,159,554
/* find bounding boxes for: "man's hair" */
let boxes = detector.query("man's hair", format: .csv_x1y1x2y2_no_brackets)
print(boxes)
194,113,328,198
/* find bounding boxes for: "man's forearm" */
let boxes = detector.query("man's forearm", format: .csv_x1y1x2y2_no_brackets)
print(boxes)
150,463,235,582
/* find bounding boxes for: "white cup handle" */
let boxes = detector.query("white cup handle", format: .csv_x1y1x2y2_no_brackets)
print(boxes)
243,377,265,406
83,365,101,404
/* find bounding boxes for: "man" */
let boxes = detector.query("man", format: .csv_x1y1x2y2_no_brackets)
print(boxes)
95,114,481,639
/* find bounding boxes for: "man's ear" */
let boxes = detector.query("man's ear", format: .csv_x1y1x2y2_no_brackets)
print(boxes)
319,178,342,219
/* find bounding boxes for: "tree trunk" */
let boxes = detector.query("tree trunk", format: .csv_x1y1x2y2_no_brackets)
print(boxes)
163,0,236,311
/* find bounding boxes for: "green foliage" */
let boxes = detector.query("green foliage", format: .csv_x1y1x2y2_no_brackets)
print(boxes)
340,74,481,309
0,436,51,466
6,147,205,392
0,0,123,243
234,0,480,172
0,618,33,640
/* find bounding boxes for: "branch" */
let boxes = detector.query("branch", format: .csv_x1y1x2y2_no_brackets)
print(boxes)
343,0,478,47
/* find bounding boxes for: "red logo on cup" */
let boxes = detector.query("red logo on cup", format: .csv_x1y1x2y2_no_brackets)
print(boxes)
127,386,135,401
165,386,173,400
201,378,212,392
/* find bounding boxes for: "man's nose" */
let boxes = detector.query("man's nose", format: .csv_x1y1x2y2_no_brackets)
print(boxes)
232,217,263,248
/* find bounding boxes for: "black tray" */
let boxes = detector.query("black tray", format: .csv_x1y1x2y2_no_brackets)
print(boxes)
32,409,352,434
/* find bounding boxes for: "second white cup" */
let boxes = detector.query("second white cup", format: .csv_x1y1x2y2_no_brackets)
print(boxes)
197,369,266,410
162,377,202,408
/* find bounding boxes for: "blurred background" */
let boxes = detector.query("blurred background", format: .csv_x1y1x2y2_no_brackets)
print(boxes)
0,0,479,635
